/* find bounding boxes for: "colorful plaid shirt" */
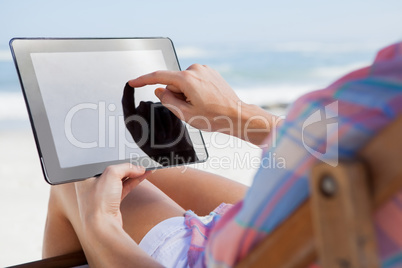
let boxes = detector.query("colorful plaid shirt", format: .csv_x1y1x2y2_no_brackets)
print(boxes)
184,42,402,267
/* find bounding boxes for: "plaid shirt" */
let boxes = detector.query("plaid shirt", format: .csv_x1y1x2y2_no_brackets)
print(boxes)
183,42,402,267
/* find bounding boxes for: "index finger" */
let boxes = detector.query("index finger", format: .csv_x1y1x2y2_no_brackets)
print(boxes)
128,70,182,89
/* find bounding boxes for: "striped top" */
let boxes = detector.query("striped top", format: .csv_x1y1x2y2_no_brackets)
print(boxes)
184,42,402,267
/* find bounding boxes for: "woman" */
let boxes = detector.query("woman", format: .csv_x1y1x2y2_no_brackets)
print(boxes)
43,42,402,267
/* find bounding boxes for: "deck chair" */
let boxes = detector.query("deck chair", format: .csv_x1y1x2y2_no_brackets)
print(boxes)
9,115,402,268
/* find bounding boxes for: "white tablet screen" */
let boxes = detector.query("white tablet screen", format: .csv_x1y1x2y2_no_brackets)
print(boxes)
31,50,166,168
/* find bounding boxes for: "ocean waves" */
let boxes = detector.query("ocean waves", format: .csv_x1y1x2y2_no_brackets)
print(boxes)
0,84,313,128
0,42,379,130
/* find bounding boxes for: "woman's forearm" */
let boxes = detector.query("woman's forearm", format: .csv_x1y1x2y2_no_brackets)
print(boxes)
222,101,282,147
82,215,162,268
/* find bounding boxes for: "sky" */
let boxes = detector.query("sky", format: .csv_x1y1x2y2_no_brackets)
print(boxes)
0,0,401,52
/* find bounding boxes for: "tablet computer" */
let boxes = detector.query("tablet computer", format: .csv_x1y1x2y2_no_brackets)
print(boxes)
10,37,208,185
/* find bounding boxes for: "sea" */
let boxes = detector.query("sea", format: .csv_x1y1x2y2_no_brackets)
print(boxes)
0,42,378,131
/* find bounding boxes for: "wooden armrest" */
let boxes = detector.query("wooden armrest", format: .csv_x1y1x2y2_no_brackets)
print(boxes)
8,251,87,268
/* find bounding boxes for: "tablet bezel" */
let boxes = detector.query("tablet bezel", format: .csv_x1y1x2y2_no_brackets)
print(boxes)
10,37,208,185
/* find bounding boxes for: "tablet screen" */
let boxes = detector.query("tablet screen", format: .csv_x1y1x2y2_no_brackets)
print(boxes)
10,38,208,184
31,50,166,168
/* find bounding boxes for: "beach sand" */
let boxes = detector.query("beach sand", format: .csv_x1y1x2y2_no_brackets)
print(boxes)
0,129,261,267
0,130,48,267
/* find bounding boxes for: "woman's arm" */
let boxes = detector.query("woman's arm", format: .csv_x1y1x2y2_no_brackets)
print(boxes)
82,216,162,268
129,64,281,147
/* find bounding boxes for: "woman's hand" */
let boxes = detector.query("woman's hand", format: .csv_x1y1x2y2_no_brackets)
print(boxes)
74,163,149,227
129,64,241,132
73,164,162,268
129,64,281,146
